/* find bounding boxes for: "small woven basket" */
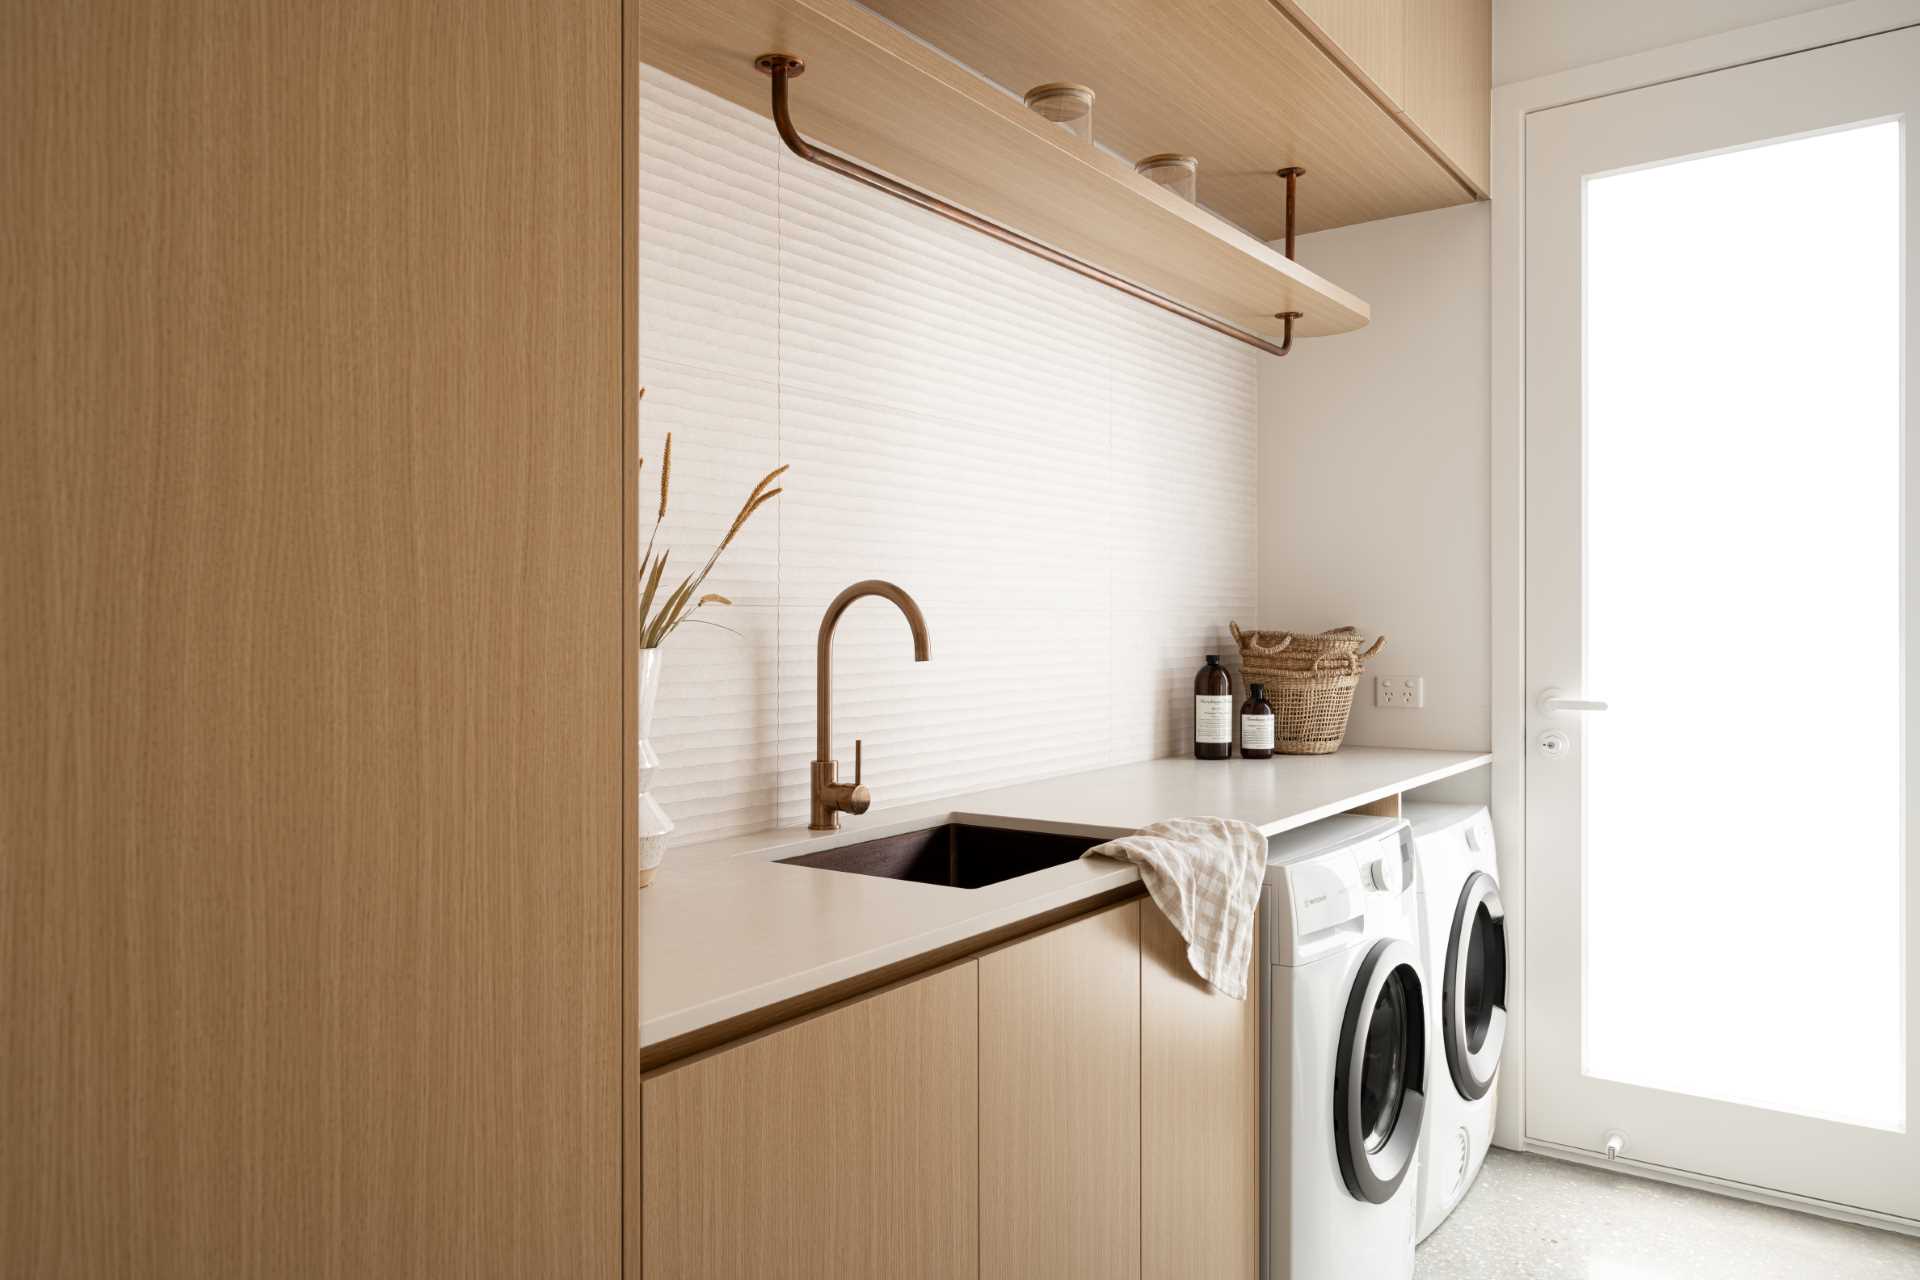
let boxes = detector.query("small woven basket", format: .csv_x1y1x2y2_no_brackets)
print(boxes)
1231,622,1386,755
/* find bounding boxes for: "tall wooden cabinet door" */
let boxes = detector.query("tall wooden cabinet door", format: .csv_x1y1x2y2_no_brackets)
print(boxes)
2,2,624,1275
1141,905,1261,1279
979,901,1142,1280
642,963,979,1280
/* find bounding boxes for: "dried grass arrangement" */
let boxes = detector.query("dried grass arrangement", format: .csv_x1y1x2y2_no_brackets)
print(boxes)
636,415,785,650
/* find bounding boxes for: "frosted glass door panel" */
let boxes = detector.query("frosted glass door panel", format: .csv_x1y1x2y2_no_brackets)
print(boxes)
1582,122,1903,1129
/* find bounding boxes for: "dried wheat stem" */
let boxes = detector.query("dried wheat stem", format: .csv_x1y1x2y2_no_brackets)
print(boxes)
657,432,673,520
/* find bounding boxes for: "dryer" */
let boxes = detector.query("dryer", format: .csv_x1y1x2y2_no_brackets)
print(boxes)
1404,802,1508,1243
1262,815,1428,1280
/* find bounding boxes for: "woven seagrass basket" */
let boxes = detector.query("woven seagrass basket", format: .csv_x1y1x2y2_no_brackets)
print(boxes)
1230,622,1386,755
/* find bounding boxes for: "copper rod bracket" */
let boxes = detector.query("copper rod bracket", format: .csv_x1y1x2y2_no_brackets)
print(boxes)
1275,167,1305,262
756,51,1303,359
754,53,805,77
1269,311,1301,357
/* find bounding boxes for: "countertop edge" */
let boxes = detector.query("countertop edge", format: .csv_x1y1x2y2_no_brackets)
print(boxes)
639,748,1492,1055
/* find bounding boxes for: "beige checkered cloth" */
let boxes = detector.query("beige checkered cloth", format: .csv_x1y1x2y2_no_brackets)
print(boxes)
1083,816,1268,999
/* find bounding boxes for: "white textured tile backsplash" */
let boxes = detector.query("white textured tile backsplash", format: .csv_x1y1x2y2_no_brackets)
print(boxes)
639,65,1259,843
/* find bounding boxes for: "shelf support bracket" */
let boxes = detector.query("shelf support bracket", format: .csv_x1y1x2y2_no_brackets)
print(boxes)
1266,166,1309,356
1276,166,1305,262
755,52,1303,358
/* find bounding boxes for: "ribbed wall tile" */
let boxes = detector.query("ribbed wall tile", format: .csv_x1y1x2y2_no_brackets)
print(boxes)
775,151,1113,431
635,362,781,608
647,607,783,839
778,389,1112,614
639,69,1259,844
638,64,780,381
773,605,1114,825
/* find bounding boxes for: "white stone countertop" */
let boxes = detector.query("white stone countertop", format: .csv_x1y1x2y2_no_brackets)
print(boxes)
639,747,1492,1054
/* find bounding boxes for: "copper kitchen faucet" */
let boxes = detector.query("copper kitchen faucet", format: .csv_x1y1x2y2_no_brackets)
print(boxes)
810,580,930,831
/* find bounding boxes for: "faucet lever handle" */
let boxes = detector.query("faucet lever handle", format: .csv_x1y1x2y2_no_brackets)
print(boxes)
853,738,862,785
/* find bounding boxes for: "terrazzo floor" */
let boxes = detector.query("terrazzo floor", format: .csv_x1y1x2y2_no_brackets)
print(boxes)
1414,1149,1920,1278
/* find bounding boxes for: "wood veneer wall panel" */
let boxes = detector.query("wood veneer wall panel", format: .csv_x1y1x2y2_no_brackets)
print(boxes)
1,2,624,1274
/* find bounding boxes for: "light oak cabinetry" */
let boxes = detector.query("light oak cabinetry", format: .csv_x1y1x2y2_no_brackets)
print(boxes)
861,0,1489,237
1289,0,1408,106
1277,0,1492,192
3,2,626,1275
979,902,1144,1280
1141,906,1263,1280
640,897,1265,1277
1402,0,1493,192
638,0,1370,344
641,963,980,1279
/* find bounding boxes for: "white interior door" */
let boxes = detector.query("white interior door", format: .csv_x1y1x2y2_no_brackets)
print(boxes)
1525,26,1920,1222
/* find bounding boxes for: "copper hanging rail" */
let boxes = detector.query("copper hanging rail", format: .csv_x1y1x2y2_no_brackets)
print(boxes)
755,53,1306,358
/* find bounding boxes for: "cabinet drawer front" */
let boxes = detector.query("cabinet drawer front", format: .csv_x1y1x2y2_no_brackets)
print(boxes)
642,963,977,1280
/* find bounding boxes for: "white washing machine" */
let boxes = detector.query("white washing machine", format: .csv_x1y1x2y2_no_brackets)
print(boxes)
1262,814,1428,1280
1403,802,1508,1243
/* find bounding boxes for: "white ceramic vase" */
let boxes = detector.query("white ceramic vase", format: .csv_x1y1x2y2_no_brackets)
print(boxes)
636,647,674,888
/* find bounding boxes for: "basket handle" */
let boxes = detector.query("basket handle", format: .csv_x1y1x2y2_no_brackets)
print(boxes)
1308,635,1385,673
1230,621,1294,657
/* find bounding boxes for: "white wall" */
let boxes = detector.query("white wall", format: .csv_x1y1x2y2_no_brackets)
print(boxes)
639,66,1260,845
1494,0,1843,83
1257,202,1491,795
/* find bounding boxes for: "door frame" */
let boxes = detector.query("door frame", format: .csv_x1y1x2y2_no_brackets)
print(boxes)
1486,0,1920,1214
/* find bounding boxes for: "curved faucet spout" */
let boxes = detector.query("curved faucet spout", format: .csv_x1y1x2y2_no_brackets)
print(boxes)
812,580,930,830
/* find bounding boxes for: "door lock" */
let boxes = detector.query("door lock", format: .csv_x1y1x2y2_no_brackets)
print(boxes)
1537,730,1570,759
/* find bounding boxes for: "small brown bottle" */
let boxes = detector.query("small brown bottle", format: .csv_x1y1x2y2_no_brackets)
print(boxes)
1240,683,1275,759
1193,654,1233,760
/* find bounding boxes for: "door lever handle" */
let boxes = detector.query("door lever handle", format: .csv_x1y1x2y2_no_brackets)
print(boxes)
1538,688,1609,715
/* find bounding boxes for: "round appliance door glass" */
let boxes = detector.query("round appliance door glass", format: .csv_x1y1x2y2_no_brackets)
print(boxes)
1335,937,1427,1203
1444,871,1508,1101
1361,972,1411,1151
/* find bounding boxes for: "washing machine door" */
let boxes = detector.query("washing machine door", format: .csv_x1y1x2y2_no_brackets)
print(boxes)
1443,871,1507,1102
1334,937,1427,1204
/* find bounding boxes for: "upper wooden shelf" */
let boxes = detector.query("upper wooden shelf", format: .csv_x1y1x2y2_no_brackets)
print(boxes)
865,0,1484,239
640,0,1370,342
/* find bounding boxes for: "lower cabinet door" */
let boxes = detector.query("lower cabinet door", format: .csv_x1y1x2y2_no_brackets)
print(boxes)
979,900,1143,1280
1141,903,1262,1279
641,962,978,1279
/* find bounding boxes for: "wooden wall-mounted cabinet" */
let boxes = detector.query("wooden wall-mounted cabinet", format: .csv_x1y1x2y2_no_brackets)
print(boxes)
861,0,1489,240
1280,0,1493,193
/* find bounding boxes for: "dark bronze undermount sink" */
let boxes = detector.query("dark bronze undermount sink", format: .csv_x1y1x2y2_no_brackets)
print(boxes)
777,823,1100,890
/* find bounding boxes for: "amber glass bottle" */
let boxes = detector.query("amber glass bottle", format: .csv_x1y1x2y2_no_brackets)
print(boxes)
1240,683,1275,759
1193,654,1233,760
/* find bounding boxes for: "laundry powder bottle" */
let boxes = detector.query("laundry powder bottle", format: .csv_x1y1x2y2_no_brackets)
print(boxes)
1194,654,1233,760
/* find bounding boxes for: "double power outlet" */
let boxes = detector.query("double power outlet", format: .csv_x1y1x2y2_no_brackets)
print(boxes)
1373,675,1425,709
